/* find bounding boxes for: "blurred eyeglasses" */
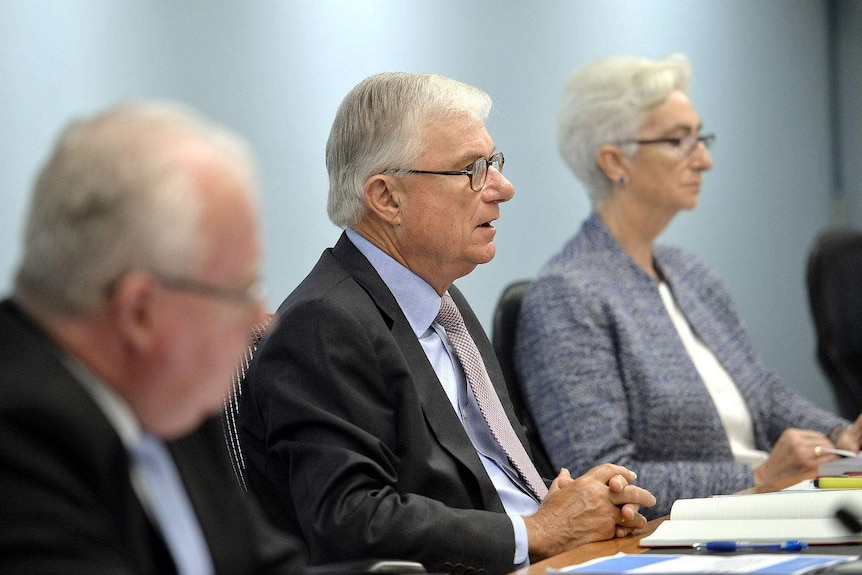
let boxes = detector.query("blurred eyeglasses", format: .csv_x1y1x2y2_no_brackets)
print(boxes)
155,274,264,307
382,152,504,192
620,133,715,159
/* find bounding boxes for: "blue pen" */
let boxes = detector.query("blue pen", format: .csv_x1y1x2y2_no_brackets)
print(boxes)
693,540,809,552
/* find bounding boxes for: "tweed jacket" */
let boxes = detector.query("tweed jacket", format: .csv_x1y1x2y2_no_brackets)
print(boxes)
516,213,845,518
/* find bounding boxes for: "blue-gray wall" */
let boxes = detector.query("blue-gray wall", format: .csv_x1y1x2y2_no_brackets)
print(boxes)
2,0,859,415
835,0,862,226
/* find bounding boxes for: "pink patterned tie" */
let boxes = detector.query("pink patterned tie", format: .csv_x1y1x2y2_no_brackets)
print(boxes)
436,294,548,501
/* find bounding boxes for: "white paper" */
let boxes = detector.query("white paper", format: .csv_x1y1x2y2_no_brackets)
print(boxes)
548,552,856,574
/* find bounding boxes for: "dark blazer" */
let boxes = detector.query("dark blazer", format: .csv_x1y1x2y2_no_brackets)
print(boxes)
238,233,538,575
0,299,306,575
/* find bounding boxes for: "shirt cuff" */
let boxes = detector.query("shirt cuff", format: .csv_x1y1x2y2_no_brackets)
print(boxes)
509,513,529,566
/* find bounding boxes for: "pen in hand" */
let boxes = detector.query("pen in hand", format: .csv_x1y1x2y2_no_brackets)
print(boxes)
693,540,809,552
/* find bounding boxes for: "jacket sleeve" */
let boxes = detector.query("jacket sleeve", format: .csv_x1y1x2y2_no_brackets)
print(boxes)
244,295,515,575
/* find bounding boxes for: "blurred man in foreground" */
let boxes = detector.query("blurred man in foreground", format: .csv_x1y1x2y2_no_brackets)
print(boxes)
0,102,305,574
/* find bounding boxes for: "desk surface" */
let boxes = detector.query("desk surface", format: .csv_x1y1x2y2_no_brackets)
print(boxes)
511,473,819,575
511,519,663,575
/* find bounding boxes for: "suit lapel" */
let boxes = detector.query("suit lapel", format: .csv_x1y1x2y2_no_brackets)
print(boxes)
330,234,504,509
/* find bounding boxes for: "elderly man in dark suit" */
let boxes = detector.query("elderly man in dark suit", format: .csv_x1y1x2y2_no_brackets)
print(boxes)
238,72,656,575
0,102,305,574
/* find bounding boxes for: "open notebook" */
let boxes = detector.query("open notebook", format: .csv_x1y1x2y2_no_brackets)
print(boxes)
640,488,862,547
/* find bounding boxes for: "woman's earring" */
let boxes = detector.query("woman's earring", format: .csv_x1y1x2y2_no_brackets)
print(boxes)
619,176,625,186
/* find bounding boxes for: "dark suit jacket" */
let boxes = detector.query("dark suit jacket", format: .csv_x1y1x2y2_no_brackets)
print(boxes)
0,299,306,574
238,233,539,575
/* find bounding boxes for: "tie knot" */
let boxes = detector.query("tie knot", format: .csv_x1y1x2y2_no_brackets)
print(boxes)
436,294,462,332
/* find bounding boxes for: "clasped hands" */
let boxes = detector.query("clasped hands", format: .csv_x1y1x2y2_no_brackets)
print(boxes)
523,463,656,562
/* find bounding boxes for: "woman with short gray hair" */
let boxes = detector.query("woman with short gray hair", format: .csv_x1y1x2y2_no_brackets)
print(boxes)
516,53,861,518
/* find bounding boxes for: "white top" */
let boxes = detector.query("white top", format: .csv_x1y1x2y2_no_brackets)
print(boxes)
658,282,769,466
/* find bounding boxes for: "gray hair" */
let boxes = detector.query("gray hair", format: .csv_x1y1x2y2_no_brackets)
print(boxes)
14,101,256,318
558,53,692,208
326,72,493,229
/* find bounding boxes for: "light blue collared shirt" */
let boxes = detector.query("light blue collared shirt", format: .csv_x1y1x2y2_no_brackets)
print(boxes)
62,353,215,575
346,229,535,565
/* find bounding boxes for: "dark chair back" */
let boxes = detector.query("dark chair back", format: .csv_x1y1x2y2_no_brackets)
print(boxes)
807,229,862,420
491,280,556,479
222,316,271,492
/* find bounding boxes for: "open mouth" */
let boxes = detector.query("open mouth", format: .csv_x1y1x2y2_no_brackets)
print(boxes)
478,215,497,228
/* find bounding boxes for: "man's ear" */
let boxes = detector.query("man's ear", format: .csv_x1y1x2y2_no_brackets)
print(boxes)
596,144,628,184
109,271,158,354
364,174,403,226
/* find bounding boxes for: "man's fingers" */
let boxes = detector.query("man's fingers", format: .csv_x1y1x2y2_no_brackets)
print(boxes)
608,474,628,492
615,504,648,537
587,463,638,485
611,485,657,509
548,467,574,493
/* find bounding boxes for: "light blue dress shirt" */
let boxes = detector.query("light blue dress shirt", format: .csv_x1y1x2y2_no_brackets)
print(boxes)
346,229,536,565
63,354,214,575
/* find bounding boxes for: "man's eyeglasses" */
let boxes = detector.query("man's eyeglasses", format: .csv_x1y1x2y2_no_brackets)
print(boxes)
155,274,264,307
382,152,504,192
618,134,715,159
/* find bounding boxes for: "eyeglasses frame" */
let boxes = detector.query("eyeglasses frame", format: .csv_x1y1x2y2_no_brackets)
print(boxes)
154,274,264,307
381,151,505,192
618,133,716,158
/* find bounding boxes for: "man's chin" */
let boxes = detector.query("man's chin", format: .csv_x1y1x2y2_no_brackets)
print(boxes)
473,244,497,265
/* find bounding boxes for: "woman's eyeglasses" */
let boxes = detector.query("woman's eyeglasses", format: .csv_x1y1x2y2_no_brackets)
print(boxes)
619,134,715,158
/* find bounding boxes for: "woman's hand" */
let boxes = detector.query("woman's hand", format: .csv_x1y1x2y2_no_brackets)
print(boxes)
834,415,862,451
754,428,837,486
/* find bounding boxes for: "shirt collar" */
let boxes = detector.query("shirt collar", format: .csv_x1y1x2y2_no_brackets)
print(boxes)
346,228,442,336
60,351,142,450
